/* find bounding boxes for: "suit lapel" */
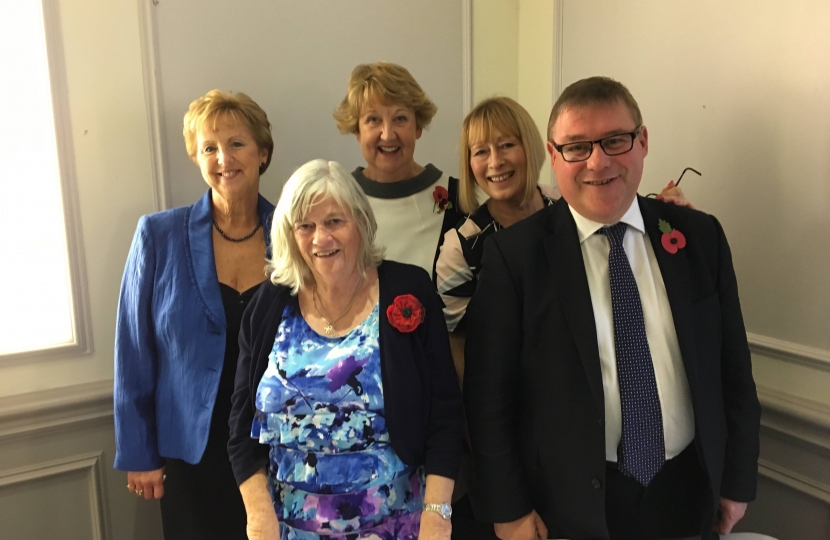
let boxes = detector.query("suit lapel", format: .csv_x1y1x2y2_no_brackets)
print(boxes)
638,197,699,393
187,190,226,329
543,200,604,417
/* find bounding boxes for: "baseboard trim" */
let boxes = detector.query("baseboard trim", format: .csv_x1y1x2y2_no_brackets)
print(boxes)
758,457,830,505
748,332,830,372
0,380,113,442
757,385,830,431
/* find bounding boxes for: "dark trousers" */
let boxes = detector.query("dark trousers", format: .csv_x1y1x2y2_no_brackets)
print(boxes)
452,493,499,539
605,442,713,540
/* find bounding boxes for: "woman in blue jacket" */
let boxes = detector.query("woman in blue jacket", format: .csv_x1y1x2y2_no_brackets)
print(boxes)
114,90,275,540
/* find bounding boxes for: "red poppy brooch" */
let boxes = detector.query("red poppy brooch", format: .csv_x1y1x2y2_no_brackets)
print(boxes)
658,219,686,254
386,294,425,333
432,186,452,213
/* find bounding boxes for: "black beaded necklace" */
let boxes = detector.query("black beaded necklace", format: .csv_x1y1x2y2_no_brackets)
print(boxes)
212,217,262,243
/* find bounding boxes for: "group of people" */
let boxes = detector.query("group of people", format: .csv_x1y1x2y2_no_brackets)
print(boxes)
114,62,761,540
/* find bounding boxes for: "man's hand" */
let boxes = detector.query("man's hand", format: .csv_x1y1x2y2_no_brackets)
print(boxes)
714,497,747,534
127,468,164,500
494,510,548,540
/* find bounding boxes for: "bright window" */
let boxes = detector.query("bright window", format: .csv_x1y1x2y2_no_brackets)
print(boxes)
0,0,82,356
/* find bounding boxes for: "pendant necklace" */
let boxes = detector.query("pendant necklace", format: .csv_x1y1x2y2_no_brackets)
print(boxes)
313,276,365,337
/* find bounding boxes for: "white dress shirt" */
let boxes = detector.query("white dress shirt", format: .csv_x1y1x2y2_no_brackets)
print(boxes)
568,199,695,462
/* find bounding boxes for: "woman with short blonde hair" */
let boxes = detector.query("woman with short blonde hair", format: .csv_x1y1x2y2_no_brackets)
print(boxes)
115,89,275,540
333,62,437,135
457,97,547,215
333,62,462,278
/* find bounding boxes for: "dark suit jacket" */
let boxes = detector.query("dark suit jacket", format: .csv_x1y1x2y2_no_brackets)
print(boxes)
228,260,464,486
464,196,760,540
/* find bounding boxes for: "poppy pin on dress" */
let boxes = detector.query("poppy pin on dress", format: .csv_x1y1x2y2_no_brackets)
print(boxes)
386,294,424,333
432,186,451,213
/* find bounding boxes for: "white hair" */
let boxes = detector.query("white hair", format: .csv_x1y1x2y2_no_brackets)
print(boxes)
266,159,385,293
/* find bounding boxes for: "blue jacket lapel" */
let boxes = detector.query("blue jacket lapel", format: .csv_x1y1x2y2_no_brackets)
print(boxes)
638,197,700,394
543,200,604,418
187,190,226,329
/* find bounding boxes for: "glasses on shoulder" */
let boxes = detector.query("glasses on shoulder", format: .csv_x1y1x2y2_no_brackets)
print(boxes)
551,127,642,163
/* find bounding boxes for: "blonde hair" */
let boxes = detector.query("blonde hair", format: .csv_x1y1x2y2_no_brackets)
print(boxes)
183,90,274,174
333,62,437,134
458,97,546,215
267,159,385,293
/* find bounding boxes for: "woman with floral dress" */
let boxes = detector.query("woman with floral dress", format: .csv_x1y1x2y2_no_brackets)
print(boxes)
228,159,463,540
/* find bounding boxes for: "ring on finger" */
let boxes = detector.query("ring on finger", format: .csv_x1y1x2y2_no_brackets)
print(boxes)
135,489,144,496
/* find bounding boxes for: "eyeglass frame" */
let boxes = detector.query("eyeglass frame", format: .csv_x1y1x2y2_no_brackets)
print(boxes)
551,126,643,163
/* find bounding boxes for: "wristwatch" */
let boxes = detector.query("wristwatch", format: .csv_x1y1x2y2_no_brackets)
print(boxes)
423,502,452,520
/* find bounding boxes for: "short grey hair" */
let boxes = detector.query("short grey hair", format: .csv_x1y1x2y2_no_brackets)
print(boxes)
266,159,385,293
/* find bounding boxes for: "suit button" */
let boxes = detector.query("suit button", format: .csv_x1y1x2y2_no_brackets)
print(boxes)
592,478,601,489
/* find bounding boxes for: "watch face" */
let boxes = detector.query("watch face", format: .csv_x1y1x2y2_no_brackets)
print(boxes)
440,503,452,519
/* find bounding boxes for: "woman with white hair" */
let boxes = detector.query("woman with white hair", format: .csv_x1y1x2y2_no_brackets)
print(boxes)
228,159,463,539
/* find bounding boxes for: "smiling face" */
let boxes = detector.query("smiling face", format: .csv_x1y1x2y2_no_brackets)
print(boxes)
469,130,528,206
196,116,267,202
547,101,648,224
355,101,422,183
293,197,362,284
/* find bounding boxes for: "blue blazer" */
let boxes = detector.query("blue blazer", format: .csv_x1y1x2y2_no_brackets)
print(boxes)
113,190,274,471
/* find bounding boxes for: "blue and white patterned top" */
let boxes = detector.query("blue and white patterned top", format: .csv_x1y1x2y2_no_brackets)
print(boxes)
253,300,423,539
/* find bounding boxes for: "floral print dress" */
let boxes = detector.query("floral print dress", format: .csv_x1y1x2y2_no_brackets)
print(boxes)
253,300,424,539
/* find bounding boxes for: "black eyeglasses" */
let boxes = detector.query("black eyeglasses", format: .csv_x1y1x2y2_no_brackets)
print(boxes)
551,127,641,163
645,167,702,198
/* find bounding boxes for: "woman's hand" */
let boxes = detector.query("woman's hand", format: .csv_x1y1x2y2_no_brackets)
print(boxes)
654,180,693,208
127,468,164,500
419,474,455,539
418,510,452,539
239,468,281,540
493,510,548,540
246,510,280,540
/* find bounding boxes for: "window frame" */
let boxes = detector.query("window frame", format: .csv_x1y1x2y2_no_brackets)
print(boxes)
2,0,93,363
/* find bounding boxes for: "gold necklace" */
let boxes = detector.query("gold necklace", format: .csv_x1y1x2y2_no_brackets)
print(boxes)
312,276,365,337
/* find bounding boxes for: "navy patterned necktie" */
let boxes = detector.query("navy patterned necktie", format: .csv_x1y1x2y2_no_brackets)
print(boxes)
599,223,665,486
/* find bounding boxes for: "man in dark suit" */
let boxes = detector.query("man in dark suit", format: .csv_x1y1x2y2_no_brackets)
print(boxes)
464,77,761,540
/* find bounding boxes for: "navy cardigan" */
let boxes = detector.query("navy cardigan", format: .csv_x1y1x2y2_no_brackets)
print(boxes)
228,260,464,486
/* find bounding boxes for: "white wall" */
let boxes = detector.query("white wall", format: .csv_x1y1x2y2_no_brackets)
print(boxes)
0,0,155,398
473,0,519,103
473,0,556,188
154,0,465,209
517,0,554,188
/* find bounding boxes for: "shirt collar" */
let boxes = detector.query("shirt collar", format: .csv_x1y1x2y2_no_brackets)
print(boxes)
567,197,645,244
